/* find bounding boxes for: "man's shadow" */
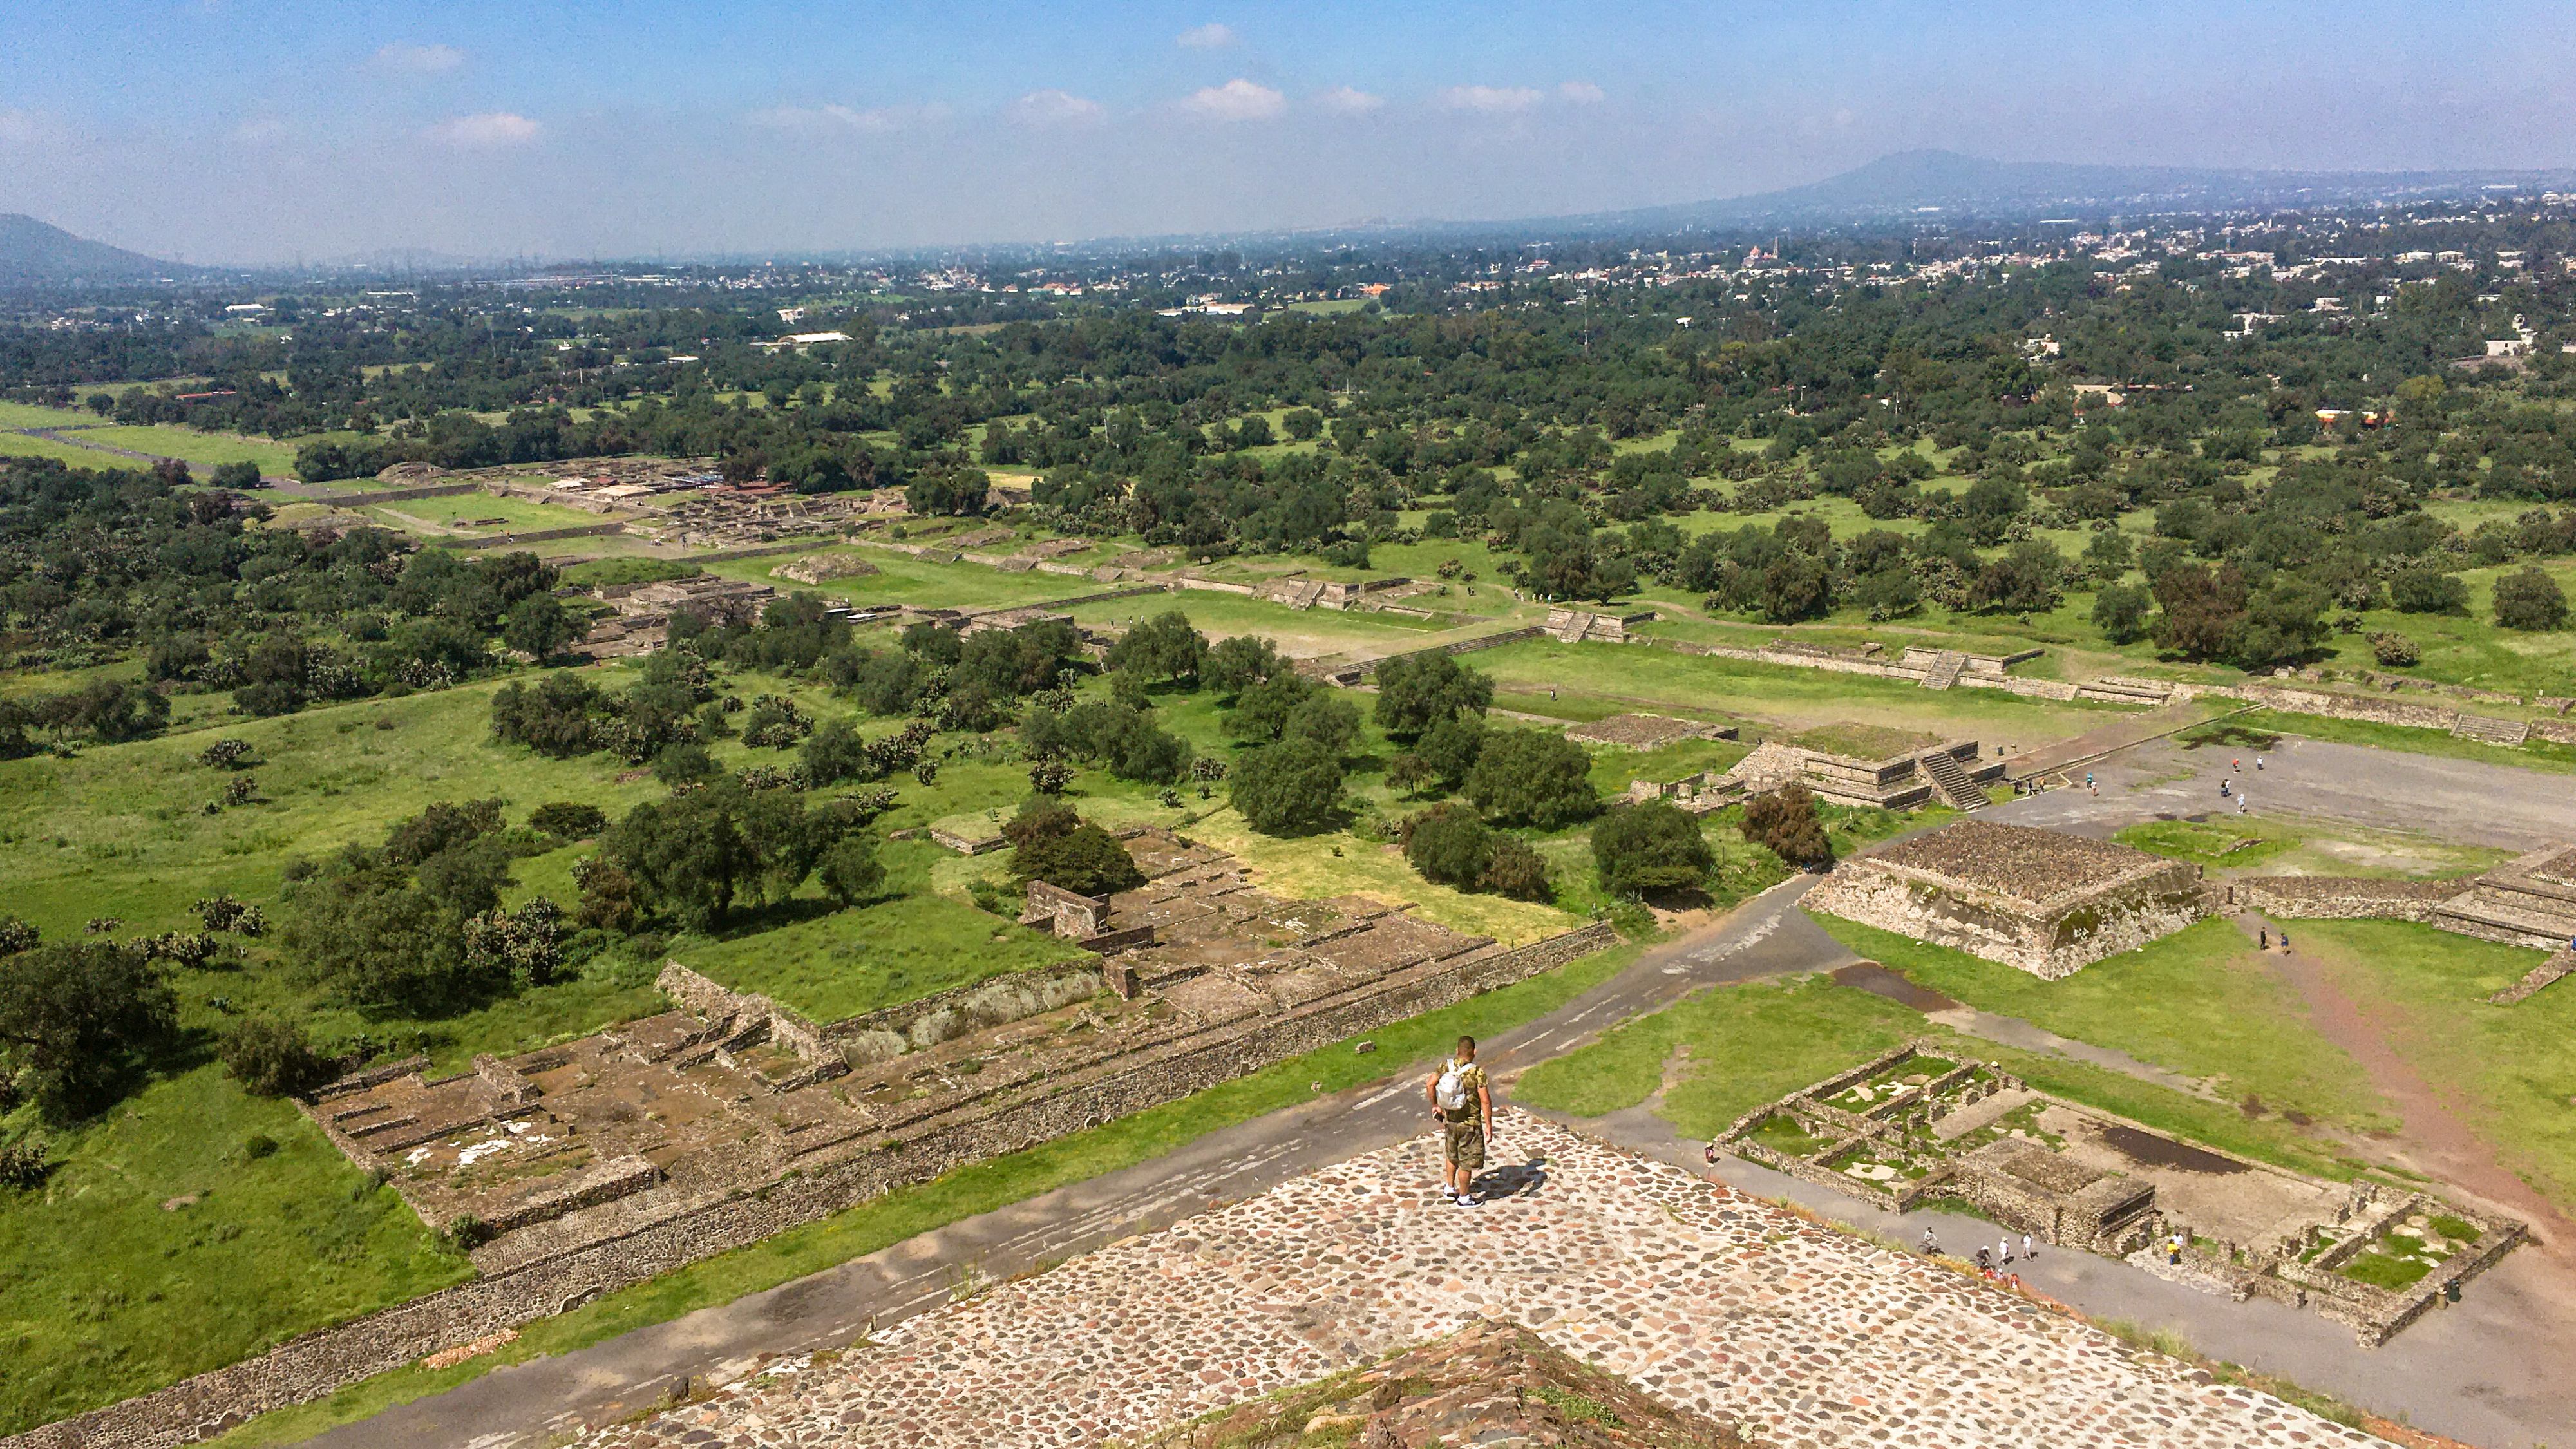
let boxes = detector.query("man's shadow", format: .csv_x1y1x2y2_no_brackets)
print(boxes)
1472,1158,1549,1202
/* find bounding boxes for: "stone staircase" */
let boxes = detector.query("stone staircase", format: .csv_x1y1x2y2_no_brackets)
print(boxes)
1264,579,1326,611
2490,949,2576,1005
2452,714,2532,746
1915,748,1989,810
2434,880,2576,950
1918,650,1968,690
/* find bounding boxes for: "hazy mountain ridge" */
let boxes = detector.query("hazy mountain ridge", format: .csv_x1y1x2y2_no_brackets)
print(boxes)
0,213,190,285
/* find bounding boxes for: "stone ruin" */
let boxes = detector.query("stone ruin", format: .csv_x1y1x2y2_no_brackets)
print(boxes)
1564,712,1738,750
576,575,781,657
1718,1043,2525,1345
2224,842,2576,1004
1803,819,2210,978
1634,732,2000,815
297,826,1610,1278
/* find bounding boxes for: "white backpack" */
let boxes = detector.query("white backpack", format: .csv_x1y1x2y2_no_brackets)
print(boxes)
1435,1061,1472,1113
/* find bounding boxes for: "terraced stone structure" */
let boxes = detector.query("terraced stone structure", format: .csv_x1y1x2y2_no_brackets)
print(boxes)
1804,819,2210,978
302,828,1557,1273
1716,1044,2526,1346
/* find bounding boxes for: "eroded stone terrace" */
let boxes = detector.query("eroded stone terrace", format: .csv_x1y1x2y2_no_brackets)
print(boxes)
1866,818,2168,907
583,1114,2377,1449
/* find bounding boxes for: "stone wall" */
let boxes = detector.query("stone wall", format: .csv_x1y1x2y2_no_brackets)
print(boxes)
4,922,1617,1449
2223,877,2459,921
1803,861,2207,979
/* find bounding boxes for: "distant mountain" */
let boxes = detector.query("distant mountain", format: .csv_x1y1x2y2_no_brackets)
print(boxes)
1545,149,2576,234
0,214,188,286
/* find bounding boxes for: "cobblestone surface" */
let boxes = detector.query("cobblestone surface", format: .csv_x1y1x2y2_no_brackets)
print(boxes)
582,1113,2378,1449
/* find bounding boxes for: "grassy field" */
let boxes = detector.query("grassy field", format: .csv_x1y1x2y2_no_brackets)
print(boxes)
361,495,629,538
1510,972,2367,1182
1809,914,2398,1132
2289,921,2575,1210
682,840,1094,1022
1463,638,2127,746
0,1068,471,1436
2114,813,2508,880
2215,710,2576,774
61,424,306,475
202,942,1637,1448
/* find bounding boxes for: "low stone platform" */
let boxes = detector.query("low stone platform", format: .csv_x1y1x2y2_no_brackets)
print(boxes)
583,1115,2378,1449
1803,820,2210,978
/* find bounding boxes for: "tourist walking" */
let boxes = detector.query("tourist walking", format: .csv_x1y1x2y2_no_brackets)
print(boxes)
1427,1036,1493,1207
2023,1233,2035,1260
2000,1235,2013,1266
1922,1227,1938,1256
1976,1246,1991,1275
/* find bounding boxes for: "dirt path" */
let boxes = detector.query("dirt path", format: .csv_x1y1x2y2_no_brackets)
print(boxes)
2229,911,2576,1261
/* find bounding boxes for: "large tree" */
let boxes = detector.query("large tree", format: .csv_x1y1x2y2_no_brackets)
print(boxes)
1465,728,1599,829
0,940,176,1121
1371,652,1493,741
1592,800,1714,897
1230,736,1346,835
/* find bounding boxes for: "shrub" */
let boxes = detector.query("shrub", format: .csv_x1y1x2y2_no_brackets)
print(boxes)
2091,582,2151,643
1011,820,1145,896
1372,652,1494,741
1740,784,1832,869
0,941,178,1120
2493,566,2568,631
1401,804,1493,887
2369,630,2421,667
1479,837,1552,902
219,1015,332,1097
198,738,256,769
1389,713,1488,796
1202,634,1289,697
243,1133,279,1160
1465,728,1599,829
1592,800,1716,896
529,802,610,840
818,836,888,906
1103,610,1207,685
0,916,36,954
1229,737,1347,835
2389,568,2469,616
0,1136,51,1191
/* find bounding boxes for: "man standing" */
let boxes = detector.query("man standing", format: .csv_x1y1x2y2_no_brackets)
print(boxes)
1428,1036,1494,1207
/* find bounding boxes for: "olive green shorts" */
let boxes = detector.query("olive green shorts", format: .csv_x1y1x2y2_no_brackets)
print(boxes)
1444,1119,1486,1170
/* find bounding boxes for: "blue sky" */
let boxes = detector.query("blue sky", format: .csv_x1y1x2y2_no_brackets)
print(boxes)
4,2,2573,262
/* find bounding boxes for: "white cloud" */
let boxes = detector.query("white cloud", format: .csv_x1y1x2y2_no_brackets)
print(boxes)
375,43,464,74
748,102,941,135
1176,23,1237,50
1184,79,1285,122
1009,89,1105,128
0,108,45,144
1558,80,1605,104
1440,84,1544,113
428,111,542,147
1314,86,1385,115
231,116,290,146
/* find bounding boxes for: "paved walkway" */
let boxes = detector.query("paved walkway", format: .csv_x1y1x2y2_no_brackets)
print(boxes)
581,1115,2376,1449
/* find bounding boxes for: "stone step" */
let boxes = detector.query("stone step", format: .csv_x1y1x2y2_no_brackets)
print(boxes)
1916,748,1988,811
1919,651,1967,691
2434,895,2576,949
2452,714,2532,746
2489,949,2576,1005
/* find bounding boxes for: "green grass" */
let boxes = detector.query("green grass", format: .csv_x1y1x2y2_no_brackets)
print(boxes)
679,842,1092,1023
0,401,102,429
1516,972,2369,1181
0,1068,471,1437
1789,722,1942,760
0,431,138,467
1463,638,2120,748
200,942,1636,1448
2114,816,2304,869
2292,920,2576,1211
1808,915,2396,1132
361,495,621,538
2224,709,2576,774
65,424,306,475
1583,736,1750,797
